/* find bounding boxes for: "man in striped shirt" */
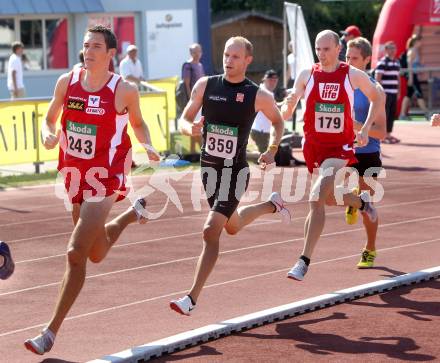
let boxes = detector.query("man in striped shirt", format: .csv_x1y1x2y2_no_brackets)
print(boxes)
375,41,401,143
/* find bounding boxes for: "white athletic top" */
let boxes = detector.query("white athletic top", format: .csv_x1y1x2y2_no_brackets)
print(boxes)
7,53,24,90
251,83,273,133
119,56,144,80
287,53,296,80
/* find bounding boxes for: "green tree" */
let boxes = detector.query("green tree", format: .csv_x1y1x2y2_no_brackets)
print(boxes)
211,0,384,44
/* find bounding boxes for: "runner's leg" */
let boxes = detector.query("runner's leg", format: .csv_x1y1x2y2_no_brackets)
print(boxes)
302,159,350,258
88,199,143,263
188,211,227,302
46,194,117,335
224,201,276,235
360,177,378,251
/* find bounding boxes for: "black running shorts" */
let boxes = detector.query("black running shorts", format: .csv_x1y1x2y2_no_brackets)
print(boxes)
201,160,250,219
351,151,383,177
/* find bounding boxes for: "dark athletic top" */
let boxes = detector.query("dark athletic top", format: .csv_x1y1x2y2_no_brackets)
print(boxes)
201,75,259,165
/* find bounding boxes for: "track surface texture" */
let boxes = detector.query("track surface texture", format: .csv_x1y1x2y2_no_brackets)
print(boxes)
0,122,439,362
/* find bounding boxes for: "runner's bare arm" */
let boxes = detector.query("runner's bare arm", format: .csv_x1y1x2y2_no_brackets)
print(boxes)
178,77,208,136
351,67,381,134
255,88,284,147
122,81,160,160
255,89,285,169
281,69,310,120
353,83,386,140
42,72,70,149
431,113,440,127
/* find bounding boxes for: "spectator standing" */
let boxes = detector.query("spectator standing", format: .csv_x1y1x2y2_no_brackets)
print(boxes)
181,43,205,153
399,35,428,120
7,41,25,99
339,25,362,61
286,41,296,89
375,41,401,143
119,44,144,86
182,43,205,99
251,69,279,153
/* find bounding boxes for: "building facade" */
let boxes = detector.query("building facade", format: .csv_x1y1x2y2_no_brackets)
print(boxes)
0,0,212,99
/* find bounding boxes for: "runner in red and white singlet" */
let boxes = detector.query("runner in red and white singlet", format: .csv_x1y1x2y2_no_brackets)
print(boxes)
58,67,131,203
281,30,382,282
24,26,160,356
302,62,357,172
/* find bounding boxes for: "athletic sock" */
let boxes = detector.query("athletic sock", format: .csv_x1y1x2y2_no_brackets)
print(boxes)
359,198,366,211
300,255,310,266
187,294,196,306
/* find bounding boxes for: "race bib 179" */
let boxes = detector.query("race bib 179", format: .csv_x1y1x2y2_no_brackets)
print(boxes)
314,103,345,133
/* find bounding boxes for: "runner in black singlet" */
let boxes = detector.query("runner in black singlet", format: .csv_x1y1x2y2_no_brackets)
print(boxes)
169,36,290,315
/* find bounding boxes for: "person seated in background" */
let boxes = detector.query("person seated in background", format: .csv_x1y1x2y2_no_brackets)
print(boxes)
250,69,280,153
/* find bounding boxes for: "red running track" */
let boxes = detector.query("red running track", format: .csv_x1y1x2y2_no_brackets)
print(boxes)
0,122,439,362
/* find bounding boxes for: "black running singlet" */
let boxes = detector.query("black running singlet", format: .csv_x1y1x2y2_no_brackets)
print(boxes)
201,75,259,165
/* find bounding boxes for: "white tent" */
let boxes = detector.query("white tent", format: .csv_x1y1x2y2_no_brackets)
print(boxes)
283,2,314,88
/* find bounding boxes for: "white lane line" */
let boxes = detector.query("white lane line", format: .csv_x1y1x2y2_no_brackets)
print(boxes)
9,231,71,243
0,181,438,217
12,196,440,263
2,215,439,298
15,219,275,264
1,237,439,339
0,169,201,199
6,211,210,244
0,216,70,227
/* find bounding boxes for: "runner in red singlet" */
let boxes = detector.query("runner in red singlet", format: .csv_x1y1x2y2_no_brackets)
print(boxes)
281,30,382,281
24,25,160,355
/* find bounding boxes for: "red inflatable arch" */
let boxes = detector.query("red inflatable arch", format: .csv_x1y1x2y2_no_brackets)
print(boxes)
372,0,440,113
372,0,440,67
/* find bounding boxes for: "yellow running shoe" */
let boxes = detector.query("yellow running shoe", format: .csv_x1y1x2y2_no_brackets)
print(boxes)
357,249,377,269
345,187,360,225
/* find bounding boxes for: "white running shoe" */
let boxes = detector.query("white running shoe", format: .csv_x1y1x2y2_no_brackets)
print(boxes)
269,192,291,224
132,198,148,224
170,295,195,316
359,191,378,223
24,328,55,355
287,259,308,281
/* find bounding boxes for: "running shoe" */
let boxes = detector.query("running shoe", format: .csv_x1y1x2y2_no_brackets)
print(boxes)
24,328,55,355
132,197,148,224
170,295,195,316
345,187,359,225
0,241,15,280
269,192,291,224
359,191,378,223
357,249,377,269
287,259,308,281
